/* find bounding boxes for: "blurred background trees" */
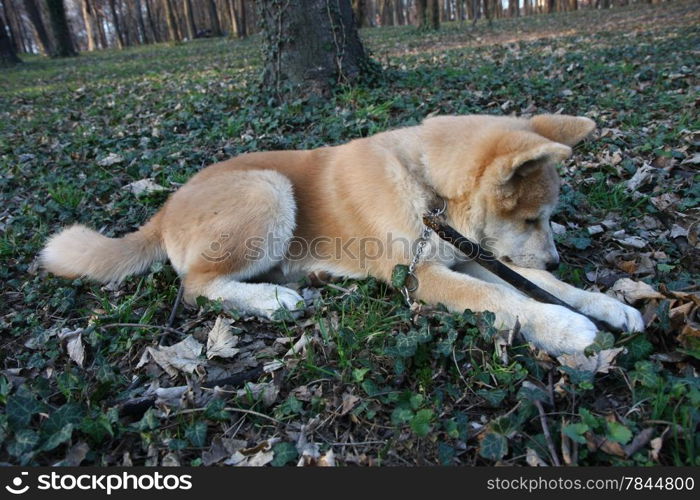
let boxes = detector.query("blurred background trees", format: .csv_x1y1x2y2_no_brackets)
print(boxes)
0,0,675,60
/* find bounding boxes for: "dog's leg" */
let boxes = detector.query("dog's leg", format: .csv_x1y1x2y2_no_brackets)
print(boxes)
455,261,644,333
415,264,599,356
184,274,303,319
162,169,303,319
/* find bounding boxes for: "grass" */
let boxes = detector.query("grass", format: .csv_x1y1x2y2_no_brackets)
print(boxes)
1,1,699,466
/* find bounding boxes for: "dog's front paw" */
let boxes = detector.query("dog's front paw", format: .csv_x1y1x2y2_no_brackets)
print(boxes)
520,304,598,356
247,285,304,320
579,293,645,333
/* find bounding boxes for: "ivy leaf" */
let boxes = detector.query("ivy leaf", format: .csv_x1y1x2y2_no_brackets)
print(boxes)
185,421,208,448
6,392,46,430
41,423,74,451
479,432,508,461
563,423,590,444
391,264,409,288
7,429,39,458
43,403,84,435
271,442,298,466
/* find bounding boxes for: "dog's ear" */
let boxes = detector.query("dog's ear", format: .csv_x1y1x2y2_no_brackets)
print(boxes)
497,131,572,184
530,114,596,146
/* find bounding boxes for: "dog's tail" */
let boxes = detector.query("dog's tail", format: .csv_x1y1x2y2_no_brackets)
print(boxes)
40,213,166,284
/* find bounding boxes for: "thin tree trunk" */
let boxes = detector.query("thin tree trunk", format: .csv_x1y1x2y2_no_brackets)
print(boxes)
208,0,221,36
107,0,124,48
231,0,241,38
24,0,53,55
145,0,160,42
162,0,179,41
395,0,404,25
236,0,246,37
183,0,196,39
80,0,98,50
134,0,147,43
45,0,77,56
5,0,27,53
0,10,21,65
429,0,439,28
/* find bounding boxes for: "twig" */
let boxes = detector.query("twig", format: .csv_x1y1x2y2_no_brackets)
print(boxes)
166,282,184,329
535,400,561,466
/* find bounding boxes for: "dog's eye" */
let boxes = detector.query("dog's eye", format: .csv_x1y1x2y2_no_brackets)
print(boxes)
525,218,538,225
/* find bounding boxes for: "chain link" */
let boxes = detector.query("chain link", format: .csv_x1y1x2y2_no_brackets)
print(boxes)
401,199,447,306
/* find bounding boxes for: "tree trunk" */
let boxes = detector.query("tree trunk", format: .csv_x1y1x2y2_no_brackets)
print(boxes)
395,0,405,25
352,0,370,27
415,0,424,26
162,0,179,41
106,0,124,48
134,0,148,43
24,0,53,55
0,11,21,65
145,0,160,42
429,0,439,28
227,0,241,38
260,0,370,97
183,0,196,39
208,0,222,36
45,0,77,56
80,0,99,50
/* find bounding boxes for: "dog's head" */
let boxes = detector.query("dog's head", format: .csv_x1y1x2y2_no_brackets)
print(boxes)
422,114,595,270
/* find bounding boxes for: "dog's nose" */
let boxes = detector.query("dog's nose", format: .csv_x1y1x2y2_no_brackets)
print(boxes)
545,259,560,272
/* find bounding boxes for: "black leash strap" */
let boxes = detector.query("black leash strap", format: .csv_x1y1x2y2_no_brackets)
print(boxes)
422,215,617,333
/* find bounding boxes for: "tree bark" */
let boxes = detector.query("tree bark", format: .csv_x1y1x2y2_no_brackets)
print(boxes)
208,0,222,36
145,0,160,42
237,0,246,37
226,0,238,36
162,0,179,41
0,11,21,65
183,0,196,39
260,0,371,97
429,0,439,29
80,0,98,50
45,0,77,56
134,0,148,43
107,0,124,48
24,0,53,55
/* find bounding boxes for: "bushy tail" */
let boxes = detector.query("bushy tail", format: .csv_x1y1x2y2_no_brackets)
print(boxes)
40,214,165,284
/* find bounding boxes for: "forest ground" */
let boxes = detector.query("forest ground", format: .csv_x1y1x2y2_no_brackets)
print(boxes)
0,1,698,466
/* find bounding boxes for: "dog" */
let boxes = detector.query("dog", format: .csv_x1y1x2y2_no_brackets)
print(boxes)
40,114,644,356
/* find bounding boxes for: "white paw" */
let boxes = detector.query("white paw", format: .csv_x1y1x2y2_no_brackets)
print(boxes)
521,304,598,356
246,285,304,319
579,293,645,333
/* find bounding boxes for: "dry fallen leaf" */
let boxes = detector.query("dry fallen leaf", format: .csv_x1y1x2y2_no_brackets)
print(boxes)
586,432,626,457
206,316,240,360
557,347,625,374
526,447,547,466
608,278,664,304
140,335,204,377
58,328,85,368
341,393,360,415
124,178,167,197
97,152,123,166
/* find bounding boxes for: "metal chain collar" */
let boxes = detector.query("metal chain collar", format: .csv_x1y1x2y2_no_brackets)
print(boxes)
401,199,447,306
